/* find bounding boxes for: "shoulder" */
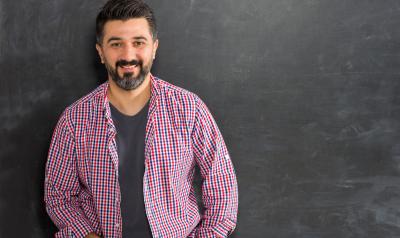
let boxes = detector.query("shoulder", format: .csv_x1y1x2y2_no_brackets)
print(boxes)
154,77,202,106
60,83,106,125
153,77,212,128
153,77,217,126
155,78,197,98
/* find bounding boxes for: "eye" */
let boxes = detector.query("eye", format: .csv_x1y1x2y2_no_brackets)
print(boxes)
133,41,145,47
110,42,122,48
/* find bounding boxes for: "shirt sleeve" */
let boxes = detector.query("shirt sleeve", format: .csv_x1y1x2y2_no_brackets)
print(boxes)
44,111,94,238
191,97,239,238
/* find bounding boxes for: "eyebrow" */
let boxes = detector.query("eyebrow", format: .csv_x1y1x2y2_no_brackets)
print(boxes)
133,36,148,41
107,37,122,43
106,36,148,44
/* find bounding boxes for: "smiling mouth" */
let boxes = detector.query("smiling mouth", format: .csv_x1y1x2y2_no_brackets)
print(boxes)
121,65,138,69
119,65,139,74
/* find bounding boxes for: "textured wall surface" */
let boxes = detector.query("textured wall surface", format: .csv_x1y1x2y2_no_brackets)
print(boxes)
1,0,400,237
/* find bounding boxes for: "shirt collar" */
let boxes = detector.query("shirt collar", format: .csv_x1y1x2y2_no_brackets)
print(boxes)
101,74,160,125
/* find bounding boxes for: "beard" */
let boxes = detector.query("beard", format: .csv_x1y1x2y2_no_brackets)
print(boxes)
104,58,152,90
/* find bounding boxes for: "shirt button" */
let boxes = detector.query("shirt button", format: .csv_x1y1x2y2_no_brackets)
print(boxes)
115,223,120,228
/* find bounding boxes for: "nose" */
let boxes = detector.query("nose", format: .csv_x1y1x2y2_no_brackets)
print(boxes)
119,44,137,62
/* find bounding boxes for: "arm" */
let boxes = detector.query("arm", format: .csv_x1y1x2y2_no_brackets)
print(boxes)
191,97,238,238
44,112,95,238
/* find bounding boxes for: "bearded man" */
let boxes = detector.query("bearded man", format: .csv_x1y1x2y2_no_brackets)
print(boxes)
44,0,238,237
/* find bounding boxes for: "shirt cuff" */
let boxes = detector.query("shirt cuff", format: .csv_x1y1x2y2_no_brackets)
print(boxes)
196,219,236,238
54,218,94,238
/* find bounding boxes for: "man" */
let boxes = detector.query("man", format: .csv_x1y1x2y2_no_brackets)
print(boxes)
44,0,238,237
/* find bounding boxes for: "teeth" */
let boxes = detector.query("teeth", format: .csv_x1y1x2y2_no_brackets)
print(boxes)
122,65,136,69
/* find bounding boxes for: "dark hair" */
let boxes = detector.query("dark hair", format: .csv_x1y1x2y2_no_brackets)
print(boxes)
96,0,157,44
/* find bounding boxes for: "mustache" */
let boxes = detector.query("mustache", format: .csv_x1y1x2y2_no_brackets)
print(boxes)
116,59,142,67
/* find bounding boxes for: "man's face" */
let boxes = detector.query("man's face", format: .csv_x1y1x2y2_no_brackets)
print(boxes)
96,18,158,90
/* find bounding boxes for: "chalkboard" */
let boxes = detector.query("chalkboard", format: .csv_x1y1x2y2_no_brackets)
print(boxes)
1,0,400,237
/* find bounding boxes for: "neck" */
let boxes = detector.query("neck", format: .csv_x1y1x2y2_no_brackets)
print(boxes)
107,75,151,116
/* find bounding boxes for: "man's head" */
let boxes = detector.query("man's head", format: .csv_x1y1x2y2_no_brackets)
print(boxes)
96,0,157,44
95,0,159,90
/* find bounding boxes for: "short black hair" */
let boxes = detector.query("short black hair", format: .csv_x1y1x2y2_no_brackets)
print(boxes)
96,0,157,44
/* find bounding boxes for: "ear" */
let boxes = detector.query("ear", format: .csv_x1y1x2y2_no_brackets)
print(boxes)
95,44,104,64
152,39,159,60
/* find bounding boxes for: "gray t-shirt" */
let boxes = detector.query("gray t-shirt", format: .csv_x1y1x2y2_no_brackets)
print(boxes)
110,101,152,238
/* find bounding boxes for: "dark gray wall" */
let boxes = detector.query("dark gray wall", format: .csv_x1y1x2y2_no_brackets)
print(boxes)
1,0,400,237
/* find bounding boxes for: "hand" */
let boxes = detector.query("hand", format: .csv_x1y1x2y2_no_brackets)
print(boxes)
85,232,101,238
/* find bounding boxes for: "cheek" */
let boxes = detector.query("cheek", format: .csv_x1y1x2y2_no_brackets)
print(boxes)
141,47,154,58
103,50,118,62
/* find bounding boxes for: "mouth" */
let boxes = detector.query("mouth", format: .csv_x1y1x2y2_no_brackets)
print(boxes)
119,64,138,73
121,64,137,69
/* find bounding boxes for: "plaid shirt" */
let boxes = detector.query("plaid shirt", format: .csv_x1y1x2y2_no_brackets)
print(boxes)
44,76,238,238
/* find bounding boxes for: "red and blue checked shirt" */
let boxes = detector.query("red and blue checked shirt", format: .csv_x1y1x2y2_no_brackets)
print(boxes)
44,76,238,238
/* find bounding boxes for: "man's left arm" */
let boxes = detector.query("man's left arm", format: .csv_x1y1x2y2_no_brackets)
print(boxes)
191,97,238,238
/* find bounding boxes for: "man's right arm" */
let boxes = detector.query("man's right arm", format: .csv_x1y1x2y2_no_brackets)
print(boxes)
44,112,95,238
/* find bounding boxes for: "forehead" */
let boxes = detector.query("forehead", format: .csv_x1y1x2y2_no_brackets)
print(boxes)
102,18,152,40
